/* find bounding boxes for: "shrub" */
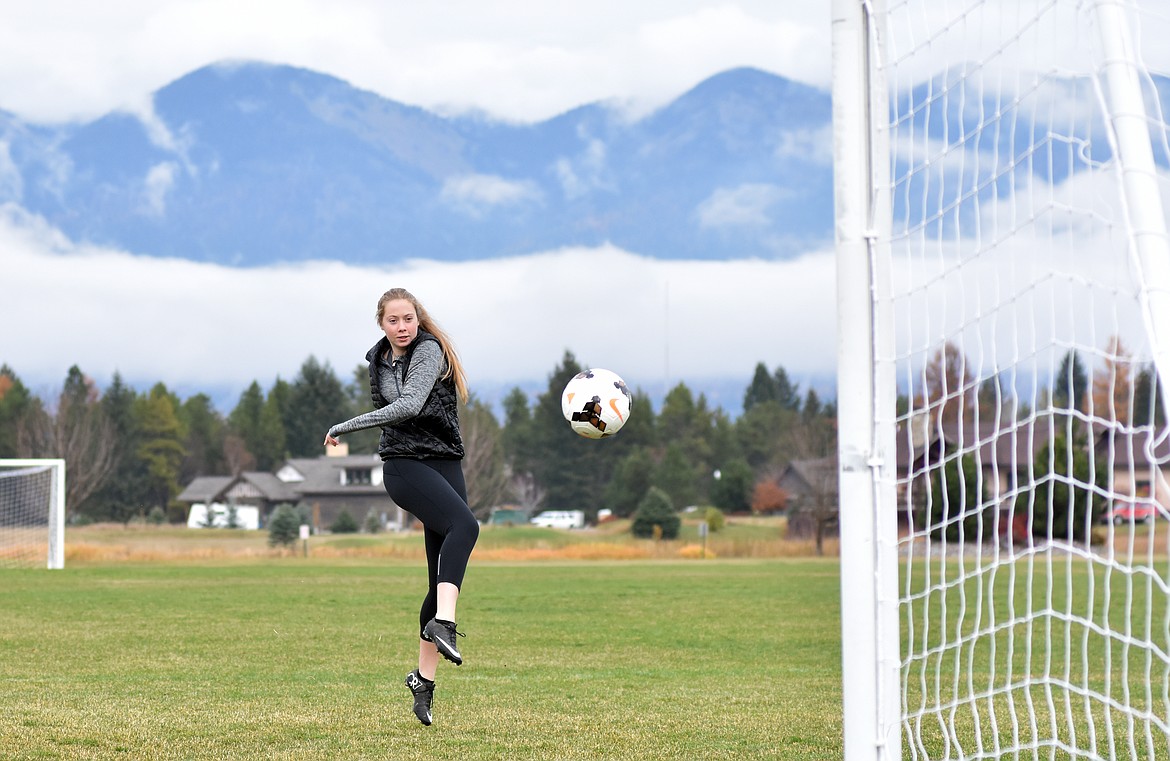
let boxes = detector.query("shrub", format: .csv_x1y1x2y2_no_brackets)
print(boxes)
632,487,680,540
703,506,725,532
330,509,359,534
363,509,382,534
268,503,303,547
751,480,788,514
147,506,167,525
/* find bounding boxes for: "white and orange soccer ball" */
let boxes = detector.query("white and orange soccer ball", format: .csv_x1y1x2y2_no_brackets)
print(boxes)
560,368,632,439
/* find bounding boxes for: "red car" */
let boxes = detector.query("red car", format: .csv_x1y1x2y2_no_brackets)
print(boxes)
1110,502,1158,524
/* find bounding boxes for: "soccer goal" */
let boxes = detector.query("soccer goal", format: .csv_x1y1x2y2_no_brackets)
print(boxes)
0,459,65,569
833,0,1170,759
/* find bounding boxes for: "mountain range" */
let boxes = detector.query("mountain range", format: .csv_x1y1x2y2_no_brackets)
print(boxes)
0,62,835,266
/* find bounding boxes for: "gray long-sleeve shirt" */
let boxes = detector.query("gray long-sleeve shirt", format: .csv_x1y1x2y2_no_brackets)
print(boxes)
326,339,445,439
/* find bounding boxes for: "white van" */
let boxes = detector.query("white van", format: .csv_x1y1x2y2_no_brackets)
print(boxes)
529,510,585,529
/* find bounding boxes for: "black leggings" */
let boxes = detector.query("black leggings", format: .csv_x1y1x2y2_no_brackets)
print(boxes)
381,458,479,637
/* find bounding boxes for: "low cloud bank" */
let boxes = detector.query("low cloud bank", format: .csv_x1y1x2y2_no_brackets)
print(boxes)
0,206,839,407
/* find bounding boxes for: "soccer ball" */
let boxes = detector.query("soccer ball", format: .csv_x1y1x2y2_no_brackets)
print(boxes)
561,368,632,439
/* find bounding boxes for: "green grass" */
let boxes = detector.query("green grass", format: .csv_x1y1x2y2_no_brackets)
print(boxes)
0,559,844,760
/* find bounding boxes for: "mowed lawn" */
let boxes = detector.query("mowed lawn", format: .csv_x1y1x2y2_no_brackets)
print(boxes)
0,559,844,760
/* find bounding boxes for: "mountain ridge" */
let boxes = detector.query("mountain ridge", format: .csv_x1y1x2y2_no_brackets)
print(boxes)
0,61,835,266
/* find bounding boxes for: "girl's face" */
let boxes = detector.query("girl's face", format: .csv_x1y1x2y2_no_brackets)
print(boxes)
381,299,419,355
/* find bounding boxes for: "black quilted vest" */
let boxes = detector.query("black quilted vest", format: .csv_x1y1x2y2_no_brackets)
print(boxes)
365,331,464,460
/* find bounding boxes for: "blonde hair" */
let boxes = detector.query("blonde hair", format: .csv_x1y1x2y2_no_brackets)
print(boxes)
376,288,469,402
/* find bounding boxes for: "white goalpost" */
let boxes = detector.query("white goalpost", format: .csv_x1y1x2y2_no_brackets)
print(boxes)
0,459,65,569
834,1,1170,759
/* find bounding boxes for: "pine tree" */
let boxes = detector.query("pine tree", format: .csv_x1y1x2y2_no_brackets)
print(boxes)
342,365,379,454
603,448,656,518
653,443,698,509
773,366,802,411
135,383,186,518
228,381,265,469
743,363,777,412
710,458,754,513
286,356,350,457
87,373,144,522
1052,349,1089,413
631,486,680,539
179,393,227,483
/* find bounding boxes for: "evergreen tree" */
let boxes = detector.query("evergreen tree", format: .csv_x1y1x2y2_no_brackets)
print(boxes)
255,389,287,470
608,386,658,452
924,450,988,542
657,383,715,491
736,400,789,469
342,365,379,454
330,509,359,533
86,373,144,522
743,363,777,412
802,387,823,420
1032,430,1104,542
286,356,350,457
135,383,186,519
631,486,680,539
268,503,302,547
501,386,536,478
710,458,754,513
228,381,265,468
653,443,698,509
773,366,801,411
1133,365,1165,427
179,393,227,483
527,351,619,516
603,448,656,518
1052,349,1089,412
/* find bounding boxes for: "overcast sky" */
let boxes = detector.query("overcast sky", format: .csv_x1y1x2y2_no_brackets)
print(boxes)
0,1,831,125
0,2,838,412
4,1,1168,413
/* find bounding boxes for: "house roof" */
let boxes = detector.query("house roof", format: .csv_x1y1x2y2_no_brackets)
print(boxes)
1094,426,1170,467
176,476,233,503
176,471,299,503
280,454,386,495
896,415,1066,471
780,457,838,495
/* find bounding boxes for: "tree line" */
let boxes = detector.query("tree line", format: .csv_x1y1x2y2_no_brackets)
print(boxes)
0,352,837,524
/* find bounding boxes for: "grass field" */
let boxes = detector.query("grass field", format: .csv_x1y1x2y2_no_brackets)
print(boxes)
0,536,845,760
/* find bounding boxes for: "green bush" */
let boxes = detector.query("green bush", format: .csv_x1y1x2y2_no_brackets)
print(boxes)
363,509,382,534
268,503,303,547
703,506,725,533
146,506,167,525
632,487,680,540
330,509,359,534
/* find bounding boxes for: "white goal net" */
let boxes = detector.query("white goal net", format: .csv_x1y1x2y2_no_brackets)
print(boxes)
0,459,65,569
834,0,1170,759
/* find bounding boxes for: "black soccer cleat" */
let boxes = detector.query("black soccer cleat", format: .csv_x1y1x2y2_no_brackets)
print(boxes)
423,618,465,666
404,669,434,726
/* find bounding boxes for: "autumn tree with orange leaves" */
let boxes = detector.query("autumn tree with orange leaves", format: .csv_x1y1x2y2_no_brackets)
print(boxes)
1092,336,1135,424
920,340,977,428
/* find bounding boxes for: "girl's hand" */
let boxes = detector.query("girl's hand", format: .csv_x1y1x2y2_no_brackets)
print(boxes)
324,434,340,447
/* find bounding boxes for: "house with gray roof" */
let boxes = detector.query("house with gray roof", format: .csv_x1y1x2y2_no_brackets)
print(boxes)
177,447,410,531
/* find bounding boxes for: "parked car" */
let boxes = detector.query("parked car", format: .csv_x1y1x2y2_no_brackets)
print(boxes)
530,510,585,529
1109,501,1158,524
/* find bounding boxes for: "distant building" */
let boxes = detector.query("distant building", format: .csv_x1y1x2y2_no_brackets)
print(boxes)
177,446,411,531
